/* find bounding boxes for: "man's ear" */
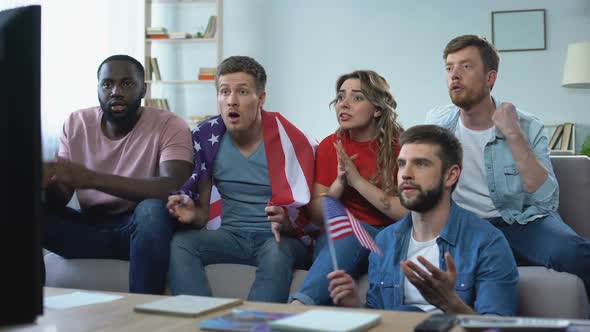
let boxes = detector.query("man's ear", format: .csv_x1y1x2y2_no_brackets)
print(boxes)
141,82,147,98
258,91,267,109
444,164,461,190
486,71,497,90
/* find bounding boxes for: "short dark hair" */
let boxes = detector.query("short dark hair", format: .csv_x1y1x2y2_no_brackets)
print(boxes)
216,56,267,94
97,55,145,81
443,35,500,73
400,125,463,178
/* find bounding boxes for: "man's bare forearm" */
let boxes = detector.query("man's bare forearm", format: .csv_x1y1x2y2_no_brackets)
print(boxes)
89,171,184,202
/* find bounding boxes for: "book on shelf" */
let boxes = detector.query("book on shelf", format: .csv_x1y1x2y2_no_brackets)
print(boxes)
199,67,216,81
147,26,167,34
199,309,295,332
146,26,168,39
169,31,191,39
203,15,217,39
150,57,162,80
134,294,242,318
549,124,564,150
560,122,575,152
147,34,168,39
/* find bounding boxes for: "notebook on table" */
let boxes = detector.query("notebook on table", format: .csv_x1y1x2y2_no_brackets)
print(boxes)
268,309,381,332
199,309,295,332
134,295,242,317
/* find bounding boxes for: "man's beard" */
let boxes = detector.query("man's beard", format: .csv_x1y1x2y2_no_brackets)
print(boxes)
449,85,487,110
399,178,444,213
100,98,142,128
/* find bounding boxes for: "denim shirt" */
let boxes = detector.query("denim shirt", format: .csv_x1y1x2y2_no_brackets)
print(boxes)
425,101,559,225
366,201,519,316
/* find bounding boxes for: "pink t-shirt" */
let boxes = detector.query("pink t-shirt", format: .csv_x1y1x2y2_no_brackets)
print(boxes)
59,106,193,214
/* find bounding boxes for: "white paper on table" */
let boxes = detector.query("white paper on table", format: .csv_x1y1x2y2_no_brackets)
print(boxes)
44,291,123,309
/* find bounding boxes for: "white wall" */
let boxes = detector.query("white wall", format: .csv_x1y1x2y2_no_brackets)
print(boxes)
223,0,590,150
40,0,144,158
40,0,590,153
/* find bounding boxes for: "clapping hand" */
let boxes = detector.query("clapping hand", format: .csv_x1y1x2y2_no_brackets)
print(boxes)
400,252,466,313
334,140,361,187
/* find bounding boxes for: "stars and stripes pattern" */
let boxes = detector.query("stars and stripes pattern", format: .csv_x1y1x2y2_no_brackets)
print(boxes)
174,110,319,241
322,196,382,255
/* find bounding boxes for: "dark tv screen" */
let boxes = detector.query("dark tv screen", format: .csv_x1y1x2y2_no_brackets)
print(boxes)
0,4,44,325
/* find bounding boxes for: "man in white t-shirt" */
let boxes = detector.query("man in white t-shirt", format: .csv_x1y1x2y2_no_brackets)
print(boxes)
426,35,590,295
328,125,518,315
42,55,194,294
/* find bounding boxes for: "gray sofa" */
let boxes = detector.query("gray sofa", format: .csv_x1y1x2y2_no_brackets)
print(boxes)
45,155,590,318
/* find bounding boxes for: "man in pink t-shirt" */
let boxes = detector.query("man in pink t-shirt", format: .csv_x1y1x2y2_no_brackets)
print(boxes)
43,55,193,294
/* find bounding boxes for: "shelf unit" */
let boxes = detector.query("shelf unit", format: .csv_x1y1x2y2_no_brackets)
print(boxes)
143,0,222,125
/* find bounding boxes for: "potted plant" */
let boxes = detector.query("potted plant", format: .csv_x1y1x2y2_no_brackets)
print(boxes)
581,134,590,157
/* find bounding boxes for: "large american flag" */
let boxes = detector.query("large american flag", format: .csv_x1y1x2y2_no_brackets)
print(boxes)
322,196,382,255
175,110,319,242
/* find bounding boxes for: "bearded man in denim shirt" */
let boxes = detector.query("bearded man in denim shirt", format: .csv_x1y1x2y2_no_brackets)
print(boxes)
426,35,590,294
328,125,518,315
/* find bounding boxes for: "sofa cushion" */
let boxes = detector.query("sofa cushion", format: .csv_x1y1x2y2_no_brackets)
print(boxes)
44,253,129,293
517,266,589,318
550,156,590,239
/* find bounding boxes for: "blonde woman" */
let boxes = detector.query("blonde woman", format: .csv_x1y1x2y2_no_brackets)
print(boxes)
291,70,407,305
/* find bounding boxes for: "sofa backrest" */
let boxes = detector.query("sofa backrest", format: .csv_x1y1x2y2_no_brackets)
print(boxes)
550,155,590,239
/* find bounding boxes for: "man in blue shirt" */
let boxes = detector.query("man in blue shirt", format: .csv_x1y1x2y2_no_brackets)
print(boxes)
328,125,518,315
425,35,590,293
165,56,316,302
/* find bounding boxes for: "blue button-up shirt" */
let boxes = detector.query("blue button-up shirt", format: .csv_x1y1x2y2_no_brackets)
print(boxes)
425,101,559,225
366,201,519,316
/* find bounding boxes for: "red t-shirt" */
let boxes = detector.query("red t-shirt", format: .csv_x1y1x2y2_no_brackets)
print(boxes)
315,133,399,226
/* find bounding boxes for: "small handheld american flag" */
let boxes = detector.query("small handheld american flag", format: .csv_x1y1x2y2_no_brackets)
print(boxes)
321,196,382,270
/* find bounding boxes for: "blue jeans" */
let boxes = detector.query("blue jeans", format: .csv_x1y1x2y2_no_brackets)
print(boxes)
488,212,590,291
290,222,382,305
168,227,311,303
42,199,176,294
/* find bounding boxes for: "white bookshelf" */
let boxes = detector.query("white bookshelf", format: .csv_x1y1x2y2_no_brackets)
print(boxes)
143,0,222,122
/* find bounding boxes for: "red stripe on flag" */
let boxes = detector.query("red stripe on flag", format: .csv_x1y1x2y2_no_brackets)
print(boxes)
262,112,295,206
331,224,352,234
346,209,382,255
328,218,353,240
208,199,222,220
275,113,316,190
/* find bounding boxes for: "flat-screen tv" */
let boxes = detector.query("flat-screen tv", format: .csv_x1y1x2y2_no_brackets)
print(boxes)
0,4,43,325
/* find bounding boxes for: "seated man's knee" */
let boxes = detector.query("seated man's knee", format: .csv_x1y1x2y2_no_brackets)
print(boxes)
259,238,296,265
134,199,167,217
550,237,589,270
133,199,173,233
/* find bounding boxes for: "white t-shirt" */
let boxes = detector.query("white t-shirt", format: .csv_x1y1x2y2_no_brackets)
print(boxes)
403,228,440,312
452,119,500,218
